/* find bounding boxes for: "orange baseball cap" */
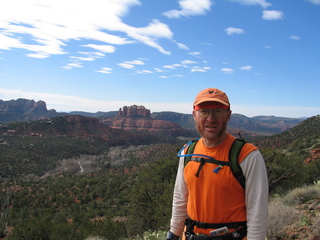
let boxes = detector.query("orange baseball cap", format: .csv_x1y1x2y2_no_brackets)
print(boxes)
193,88,230,109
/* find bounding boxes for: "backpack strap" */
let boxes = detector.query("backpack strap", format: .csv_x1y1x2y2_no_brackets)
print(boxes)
229,139,246,189
184,138,246,189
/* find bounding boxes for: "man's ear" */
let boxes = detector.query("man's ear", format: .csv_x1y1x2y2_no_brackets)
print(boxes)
192,110,196,120
227,110,232,121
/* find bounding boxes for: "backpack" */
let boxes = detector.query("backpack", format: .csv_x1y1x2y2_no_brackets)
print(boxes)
184,138,246,189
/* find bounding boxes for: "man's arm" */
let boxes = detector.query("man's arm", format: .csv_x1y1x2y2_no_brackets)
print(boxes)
169,156,189,236
241,150,269,240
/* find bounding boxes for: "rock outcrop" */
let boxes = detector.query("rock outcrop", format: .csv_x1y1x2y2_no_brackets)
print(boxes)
0,99,63,122
101,105,194,137
118,105,150,117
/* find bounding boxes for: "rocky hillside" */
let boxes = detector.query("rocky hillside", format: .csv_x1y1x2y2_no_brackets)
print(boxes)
257,115,320,149
1,115,183,145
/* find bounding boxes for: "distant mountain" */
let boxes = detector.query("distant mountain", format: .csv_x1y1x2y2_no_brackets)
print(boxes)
257,115,320,149
69,111,118,118
0,98,306,136
228,114,303,135
0,98,67,122
151,112,304,136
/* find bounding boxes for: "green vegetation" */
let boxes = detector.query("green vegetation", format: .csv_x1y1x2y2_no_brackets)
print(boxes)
0,115,319,239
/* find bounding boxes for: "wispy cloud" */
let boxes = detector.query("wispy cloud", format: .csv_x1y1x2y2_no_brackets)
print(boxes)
163,0,212,18
290,35,300,40
221,68,235,74
228,0,272,8
0,0,173,60
62,62,83,70
82,44,116,53
240,65,253,70
305,0,320,5
137,70,153,74
189,51,202,57
96,67,112,74
191,66,211,72
181,60,198,65
176,41,190,50
225,27,244,35
118,59,145,69
262,10,284,20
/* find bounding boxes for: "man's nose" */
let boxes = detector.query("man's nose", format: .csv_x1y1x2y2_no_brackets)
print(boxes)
206,110,217,121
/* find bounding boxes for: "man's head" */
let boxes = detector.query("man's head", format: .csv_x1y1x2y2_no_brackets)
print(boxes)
193,88,230,109
193,88,232,147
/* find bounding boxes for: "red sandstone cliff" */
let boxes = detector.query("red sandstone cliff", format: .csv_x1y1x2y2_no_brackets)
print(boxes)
100,105,191,136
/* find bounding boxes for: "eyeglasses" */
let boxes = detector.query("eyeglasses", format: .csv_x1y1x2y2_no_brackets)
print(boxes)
197,108,228,118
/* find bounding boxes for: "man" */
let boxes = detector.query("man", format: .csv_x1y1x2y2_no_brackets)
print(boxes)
167,88,268,240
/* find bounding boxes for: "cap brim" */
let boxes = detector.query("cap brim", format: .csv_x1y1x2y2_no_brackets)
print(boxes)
194,98,230,107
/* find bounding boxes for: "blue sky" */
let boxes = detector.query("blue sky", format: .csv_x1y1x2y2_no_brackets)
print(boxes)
0,0,319,118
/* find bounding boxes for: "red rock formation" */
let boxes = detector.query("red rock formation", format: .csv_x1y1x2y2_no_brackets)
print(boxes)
111,117,182,134
102,105,187,136
118,105,150,117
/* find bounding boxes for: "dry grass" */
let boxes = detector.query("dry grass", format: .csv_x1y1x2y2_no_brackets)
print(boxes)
267,184,320,239
267,197,297,239
282,185,320,206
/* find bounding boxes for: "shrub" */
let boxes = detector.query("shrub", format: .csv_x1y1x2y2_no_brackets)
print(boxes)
267,198,297,239
282,185,320,206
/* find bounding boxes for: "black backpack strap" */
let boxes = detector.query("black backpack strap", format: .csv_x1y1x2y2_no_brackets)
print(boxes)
229,139,246,189
183,138,246,188
185,139,199,164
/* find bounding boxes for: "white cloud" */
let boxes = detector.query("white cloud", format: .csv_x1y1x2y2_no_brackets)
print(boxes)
96,67,112,74
118,63,135,69
70,56,96,62
290,35,300,40
118,59,145,69
62,62,83,69
154,68,164,72
225,27,244,35
240,65,253,70
126,60,145,65
0,0,174,59
163,0,212,18
135,19,173,38
305,0,320,5
181,60,198,65
78,52,105,58
163,65,176,69
176,41,190,50
262,10,284,20
228,0,272,8
221,68,234,74
82,44,116,53
137,70,153,74
191,66,210,72
189,51,202,57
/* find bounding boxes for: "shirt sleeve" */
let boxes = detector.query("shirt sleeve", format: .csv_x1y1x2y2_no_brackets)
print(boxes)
240,150,269,240
169,156,189,236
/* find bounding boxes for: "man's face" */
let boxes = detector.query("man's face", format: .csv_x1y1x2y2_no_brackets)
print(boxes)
193,107,231,147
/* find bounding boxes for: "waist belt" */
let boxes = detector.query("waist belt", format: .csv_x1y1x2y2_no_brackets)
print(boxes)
186,218,246,230
185,218,247,240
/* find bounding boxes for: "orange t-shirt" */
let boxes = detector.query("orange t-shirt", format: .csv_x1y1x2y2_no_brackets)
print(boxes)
184,134,257,235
